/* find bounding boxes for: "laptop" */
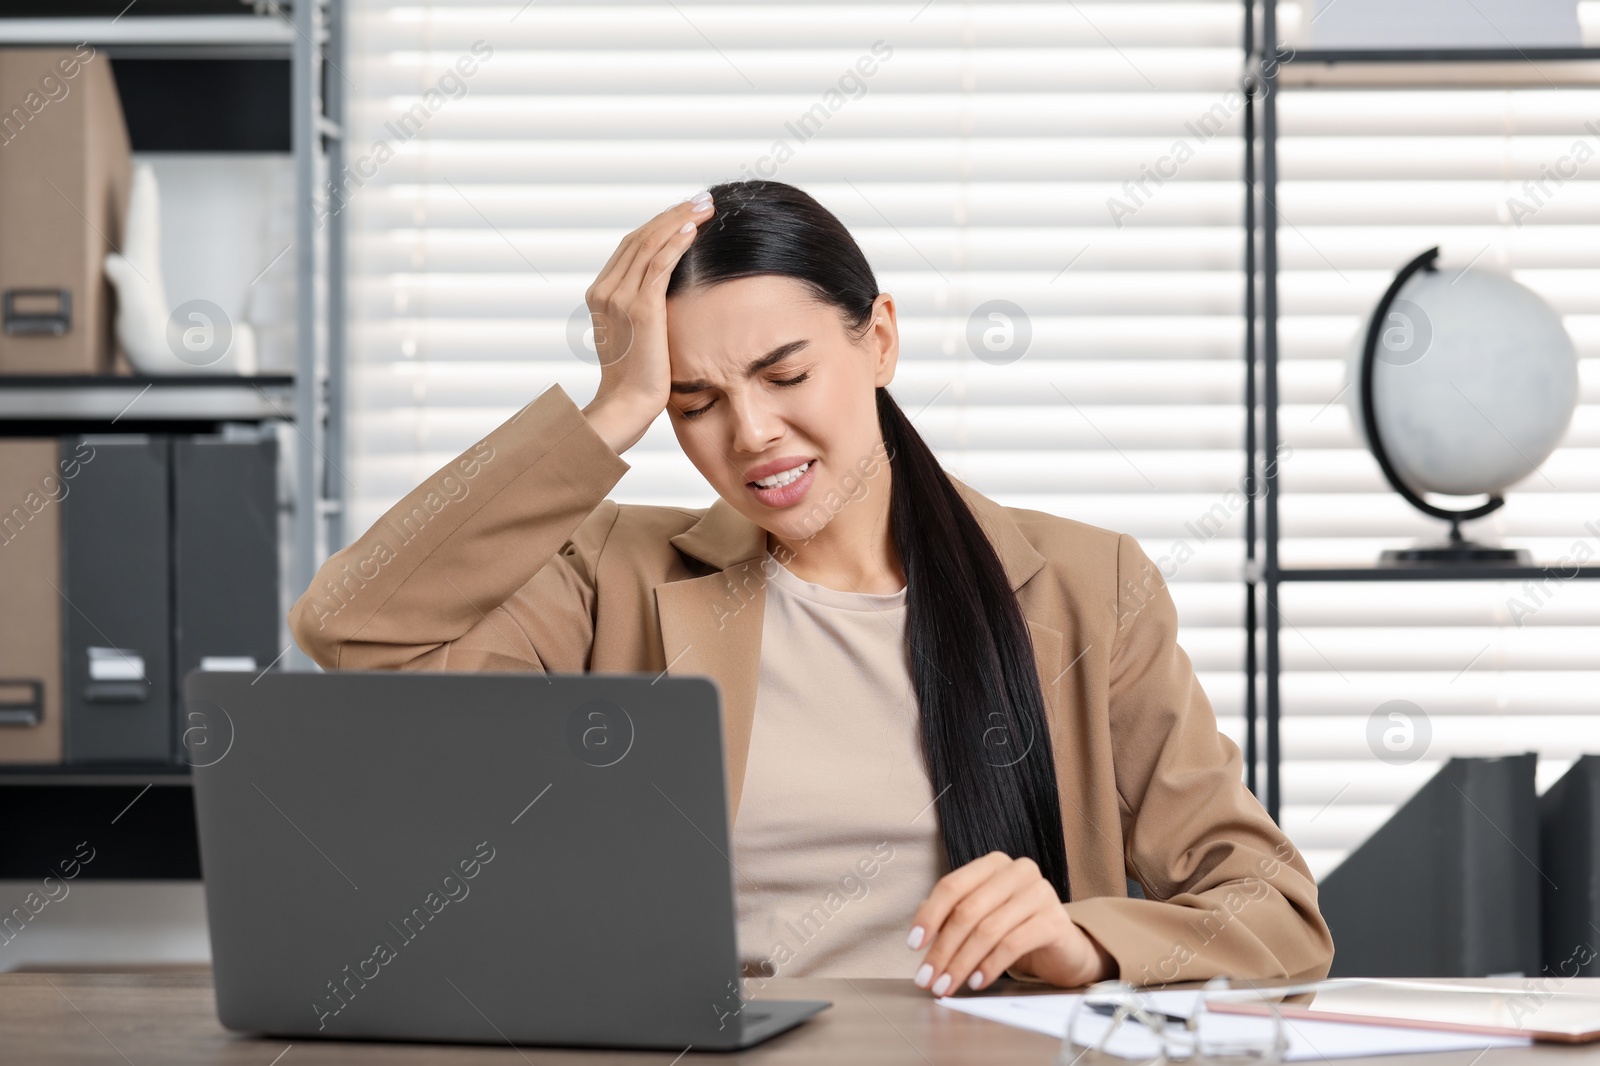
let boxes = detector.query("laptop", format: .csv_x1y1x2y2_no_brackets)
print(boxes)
183,669,830,1051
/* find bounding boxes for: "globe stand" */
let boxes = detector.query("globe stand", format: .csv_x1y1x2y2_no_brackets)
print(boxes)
1378,518,1531,565
1361,247,1527,568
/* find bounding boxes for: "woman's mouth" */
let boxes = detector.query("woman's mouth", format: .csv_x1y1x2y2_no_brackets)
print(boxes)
746,460,816,509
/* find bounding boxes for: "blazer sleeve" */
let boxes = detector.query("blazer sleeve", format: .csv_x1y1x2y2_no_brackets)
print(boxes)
1043,533,1334,987
287,384,632,673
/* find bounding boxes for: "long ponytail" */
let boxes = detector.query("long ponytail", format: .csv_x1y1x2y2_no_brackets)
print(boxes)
669,179,1071,900
876,389,1070,898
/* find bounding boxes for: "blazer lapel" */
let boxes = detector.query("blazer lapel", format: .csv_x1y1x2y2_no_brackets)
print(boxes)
656,497,770,820
654,563,767,820
951,474,1048,592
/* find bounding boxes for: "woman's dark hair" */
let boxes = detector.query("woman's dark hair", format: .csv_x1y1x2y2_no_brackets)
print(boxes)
667,179,1070,900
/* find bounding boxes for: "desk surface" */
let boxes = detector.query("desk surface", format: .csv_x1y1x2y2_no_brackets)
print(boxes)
4,972,1599,1065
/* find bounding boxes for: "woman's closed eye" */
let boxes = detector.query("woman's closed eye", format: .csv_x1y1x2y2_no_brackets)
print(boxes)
679,371,811,420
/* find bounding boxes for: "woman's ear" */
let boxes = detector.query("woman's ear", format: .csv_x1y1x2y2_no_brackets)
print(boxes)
870,292,899,387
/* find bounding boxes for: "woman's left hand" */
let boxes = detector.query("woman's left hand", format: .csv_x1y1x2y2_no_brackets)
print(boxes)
906,851,1115,995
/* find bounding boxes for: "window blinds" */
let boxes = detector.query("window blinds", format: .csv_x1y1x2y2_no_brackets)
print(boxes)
342,1,1600,880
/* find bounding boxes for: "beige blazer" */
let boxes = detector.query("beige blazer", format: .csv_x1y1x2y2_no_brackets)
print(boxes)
288,383,1335,988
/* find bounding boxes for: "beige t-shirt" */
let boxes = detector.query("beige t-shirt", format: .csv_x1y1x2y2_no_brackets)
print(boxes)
732,550,949,980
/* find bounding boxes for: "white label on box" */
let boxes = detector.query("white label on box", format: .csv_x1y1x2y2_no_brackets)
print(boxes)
87,646,145,681
200,656,257,672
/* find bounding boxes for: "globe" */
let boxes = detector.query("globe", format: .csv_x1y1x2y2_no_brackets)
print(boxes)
1344,262,1579,502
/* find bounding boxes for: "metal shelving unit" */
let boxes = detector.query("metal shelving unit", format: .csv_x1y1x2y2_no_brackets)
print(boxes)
1242,2,1600,823
1290,47,1600,63
0,374,294,422
0,2,345,877
0,3,345,666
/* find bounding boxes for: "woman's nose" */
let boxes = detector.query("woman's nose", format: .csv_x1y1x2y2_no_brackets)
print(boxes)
728,395,782,453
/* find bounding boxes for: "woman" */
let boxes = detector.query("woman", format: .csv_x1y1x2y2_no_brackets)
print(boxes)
289,179,1333,997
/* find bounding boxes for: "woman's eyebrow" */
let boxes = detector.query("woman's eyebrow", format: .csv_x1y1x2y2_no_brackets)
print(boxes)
670,339,810,394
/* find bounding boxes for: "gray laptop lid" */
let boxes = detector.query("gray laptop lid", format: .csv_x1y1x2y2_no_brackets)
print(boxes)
185,670,822,1050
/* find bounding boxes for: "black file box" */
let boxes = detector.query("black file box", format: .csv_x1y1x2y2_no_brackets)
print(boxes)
171,433,280,758
1539,754,1600,977
1319,753,1542,978
60,435,173,763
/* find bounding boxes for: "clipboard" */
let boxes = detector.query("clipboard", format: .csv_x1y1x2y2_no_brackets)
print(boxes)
1208,978,1600,1043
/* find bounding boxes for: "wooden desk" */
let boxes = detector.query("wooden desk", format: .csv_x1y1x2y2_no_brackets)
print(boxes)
4,972,1599,1065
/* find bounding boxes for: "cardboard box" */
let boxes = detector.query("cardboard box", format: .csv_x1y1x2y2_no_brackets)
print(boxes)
0,439,67,764
0,47,133,375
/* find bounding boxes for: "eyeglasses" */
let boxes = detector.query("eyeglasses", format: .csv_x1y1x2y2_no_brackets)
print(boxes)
1058,977,1289,1066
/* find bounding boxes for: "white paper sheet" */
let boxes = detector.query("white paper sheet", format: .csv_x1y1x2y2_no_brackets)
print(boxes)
938,989,1533,1060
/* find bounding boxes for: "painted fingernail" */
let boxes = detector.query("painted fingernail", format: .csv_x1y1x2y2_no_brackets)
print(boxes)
679,221,695,234
932,973,952,997
691,199,713,213
914,963,933,988
689,189,712,205
968,970,984,990
906,926,925,950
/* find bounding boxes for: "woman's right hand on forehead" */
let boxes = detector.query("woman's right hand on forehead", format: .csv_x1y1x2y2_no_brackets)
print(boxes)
579,191,715,454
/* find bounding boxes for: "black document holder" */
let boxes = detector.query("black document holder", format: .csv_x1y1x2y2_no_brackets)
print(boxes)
61,435,173,763
171,434,280,759
1540,754,1600,977
1319,753,1541,978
